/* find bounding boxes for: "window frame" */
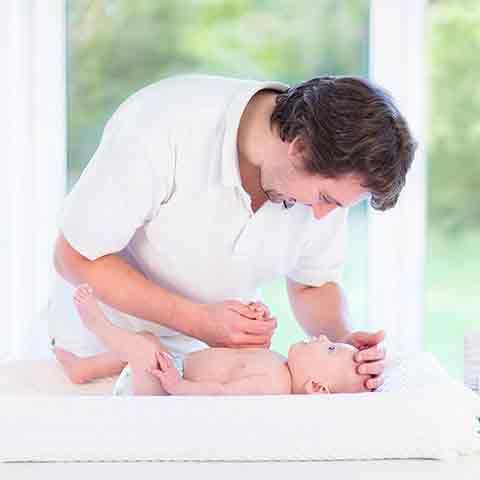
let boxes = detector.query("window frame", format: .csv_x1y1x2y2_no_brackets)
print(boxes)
1,0,66,361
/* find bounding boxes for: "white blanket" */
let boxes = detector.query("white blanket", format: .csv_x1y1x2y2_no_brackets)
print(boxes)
0,351,479,462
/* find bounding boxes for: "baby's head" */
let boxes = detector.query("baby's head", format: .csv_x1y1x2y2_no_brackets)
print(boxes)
287,335,370,394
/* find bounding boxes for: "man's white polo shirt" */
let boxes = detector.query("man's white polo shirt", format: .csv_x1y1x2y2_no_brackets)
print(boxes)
49,74,348,355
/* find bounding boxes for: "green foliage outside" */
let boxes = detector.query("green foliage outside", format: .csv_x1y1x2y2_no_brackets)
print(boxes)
67,0,369,181
425,0,480,379
67,0,479,380
428,0,480,231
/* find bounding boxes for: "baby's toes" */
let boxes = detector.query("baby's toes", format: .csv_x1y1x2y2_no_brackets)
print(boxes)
73,291,85,304
81,283,93,295
75,284,92,300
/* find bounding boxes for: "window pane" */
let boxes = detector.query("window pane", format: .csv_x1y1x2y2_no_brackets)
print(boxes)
67,0,370,356
426,0,480,380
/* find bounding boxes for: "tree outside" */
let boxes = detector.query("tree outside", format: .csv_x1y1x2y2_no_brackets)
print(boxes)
425,0,480,379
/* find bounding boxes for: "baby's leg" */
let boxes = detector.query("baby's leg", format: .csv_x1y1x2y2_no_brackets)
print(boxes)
53,346,127,384
74,284,171,395
74,284,156,363
127,331,170,396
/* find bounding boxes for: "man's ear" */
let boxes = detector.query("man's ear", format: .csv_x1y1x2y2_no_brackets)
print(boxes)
287,136,308,170
304,380,330,395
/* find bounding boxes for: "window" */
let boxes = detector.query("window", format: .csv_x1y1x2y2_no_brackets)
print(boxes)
426,0,480,380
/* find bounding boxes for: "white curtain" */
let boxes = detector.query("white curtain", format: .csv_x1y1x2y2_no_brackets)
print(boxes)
368,0,427,355
0,0,66,362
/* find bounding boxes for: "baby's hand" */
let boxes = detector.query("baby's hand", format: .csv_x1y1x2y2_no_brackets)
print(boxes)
247,301,276,349
247,301,271,319
146,351,183,395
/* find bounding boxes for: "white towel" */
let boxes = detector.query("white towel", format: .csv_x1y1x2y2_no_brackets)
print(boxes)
0,351,479,462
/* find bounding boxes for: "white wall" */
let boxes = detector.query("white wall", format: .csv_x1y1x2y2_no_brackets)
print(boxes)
0,0,66,361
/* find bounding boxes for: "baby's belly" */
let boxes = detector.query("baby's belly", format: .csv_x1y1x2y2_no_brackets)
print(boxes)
183,348,283,384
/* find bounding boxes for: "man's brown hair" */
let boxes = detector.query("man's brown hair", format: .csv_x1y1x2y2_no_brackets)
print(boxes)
270,76,417,210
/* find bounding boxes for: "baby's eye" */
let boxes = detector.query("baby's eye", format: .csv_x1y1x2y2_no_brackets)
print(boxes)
327,345,336,352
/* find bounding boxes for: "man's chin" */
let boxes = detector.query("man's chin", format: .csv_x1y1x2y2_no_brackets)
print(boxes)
266,195,284,203
270,195,293,205
262,189,285,203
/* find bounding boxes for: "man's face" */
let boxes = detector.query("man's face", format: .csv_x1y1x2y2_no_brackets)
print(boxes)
258,140,370,218
261,165,369,219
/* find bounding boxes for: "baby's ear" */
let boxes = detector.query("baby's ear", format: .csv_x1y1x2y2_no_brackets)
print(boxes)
305,380,330,395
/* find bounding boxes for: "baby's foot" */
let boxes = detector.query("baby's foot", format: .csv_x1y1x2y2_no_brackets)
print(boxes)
53,346,90,384
73,283,108,332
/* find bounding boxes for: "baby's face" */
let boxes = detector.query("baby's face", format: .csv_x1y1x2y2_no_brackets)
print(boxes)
287,335,370,394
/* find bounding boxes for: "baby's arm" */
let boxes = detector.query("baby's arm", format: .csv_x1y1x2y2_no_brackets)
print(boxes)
148,351,283,395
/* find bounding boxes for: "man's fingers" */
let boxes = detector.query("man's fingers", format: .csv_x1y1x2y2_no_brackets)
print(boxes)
351,329,386,349
366,375,384,391
248,301,271,318
241,317,277,335
229,300,274,321
357,360,385,376
229,303,267,320
354,345,386,363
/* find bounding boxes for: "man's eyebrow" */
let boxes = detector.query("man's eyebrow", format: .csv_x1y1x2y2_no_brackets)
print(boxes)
320,192,344,207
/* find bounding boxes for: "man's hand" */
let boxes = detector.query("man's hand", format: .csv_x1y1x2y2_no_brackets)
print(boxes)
341,330,386,391
198,300,277,349
247,301,271,319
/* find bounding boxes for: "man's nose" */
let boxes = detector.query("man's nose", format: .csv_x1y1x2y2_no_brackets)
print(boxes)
312,203,337,219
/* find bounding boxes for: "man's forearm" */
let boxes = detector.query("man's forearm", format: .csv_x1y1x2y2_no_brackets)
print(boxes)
54,234,201,337
286,280,352,342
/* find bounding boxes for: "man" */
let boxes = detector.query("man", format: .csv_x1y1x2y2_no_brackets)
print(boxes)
51,74,416,391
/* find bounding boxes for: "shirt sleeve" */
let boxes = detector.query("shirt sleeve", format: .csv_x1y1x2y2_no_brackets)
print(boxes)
286,208,349,287
59,108,175,261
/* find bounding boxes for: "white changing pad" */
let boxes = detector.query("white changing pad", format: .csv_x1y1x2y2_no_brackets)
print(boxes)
0,351,479,462
0,357,116,396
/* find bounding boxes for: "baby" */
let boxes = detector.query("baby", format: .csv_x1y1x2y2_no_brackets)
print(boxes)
57,284,371,396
